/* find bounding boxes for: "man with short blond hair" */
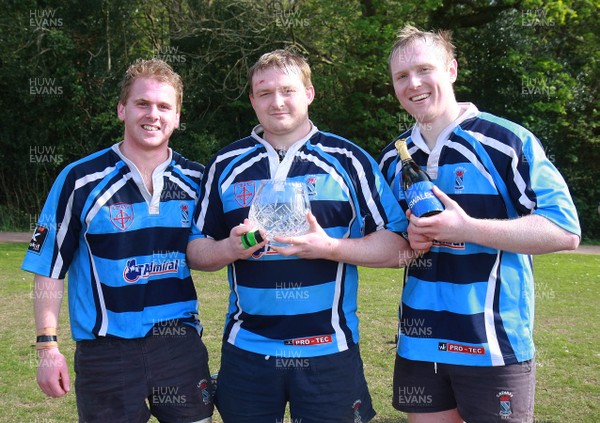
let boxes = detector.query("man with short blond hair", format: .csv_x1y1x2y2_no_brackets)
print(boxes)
380,25,580,423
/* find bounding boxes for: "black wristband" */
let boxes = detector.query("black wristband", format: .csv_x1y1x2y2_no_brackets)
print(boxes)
36,335,58,343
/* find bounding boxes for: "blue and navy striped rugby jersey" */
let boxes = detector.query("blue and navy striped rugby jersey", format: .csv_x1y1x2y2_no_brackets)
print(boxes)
379,103,581,366
191,124,406,357
22,143,204,340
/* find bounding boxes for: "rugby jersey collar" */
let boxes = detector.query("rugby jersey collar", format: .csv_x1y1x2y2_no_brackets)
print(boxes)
410,102,479,179
112,142,173,214
251,122,319,180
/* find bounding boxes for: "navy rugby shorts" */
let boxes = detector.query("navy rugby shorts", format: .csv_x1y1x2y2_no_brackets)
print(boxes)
215,342,376,423
74,322,214,423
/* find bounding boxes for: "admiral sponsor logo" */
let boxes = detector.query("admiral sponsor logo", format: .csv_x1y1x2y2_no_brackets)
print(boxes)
28,225,49,254
234,181,256,207
123,258,179,283
438,342,486,355
284,334,333,346
251,243,280,259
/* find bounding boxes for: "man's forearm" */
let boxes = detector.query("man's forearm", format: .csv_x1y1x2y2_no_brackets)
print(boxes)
186,237,236,271
466,214,580,255
330,230,412,268
34,275,64,334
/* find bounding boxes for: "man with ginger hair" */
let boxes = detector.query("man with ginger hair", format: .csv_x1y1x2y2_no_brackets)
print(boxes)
23,59,214,423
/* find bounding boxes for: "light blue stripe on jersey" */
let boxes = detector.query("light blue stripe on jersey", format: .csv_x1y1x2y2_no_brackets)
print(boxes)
399,337,495,367
101,300,199,339
236,282,336,316
402,279,489,315
428,243,497,256
230,328,343,358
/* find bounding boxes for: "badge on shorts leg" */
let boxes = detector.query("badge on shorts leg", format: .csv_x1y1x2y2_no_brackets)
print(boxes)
197,379,212,405
497,391,513,418
352,399,363,423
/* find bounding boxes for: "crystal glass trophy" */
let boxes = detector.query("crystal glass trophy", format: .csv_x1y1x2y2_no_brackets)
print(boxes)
248,180,311,245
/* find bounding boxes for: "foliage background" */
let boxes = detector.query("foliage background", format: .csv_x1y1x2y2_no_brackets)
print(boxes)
0,0,598,239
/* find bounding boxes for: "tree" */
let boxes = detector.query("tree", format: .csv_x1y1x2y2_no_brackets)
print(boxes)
0,0,597,237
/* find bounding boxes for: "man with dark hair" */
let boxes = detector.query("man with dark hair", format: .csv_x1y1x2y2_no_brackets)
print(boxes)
187,49,412,422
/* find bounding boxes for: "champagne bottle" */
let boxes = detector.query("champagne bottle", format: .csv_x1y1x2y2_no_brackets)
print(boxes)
395,139,444,217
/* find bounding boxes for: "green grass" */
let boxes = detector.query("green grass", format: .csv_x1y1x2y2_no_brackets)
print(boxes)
1,243,598,422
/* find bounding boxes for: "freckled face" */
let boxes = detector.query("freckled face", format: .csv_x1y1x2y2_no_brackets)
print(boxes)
117,77,180,153
249,67,314,146
390,39,457,125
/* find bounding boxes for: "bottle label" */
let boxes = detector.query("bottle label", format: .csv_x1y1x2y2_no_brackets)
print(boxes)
404,181,444,217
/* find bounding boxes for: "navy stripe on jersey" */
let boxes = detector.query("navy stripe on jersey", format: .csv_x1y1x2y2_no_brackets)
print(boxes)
234,259,336,288
401,304,487,345
230,309,336,341
408,251,498,284
102,276,197,313
87,227,189,259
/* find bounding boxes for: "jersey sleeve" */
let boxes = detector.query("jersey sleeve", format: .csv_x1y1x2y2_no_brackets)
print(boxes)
378,141,410,230
352,145,407,236
521,134,581,236
190,156,228,241
21,164,82,279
